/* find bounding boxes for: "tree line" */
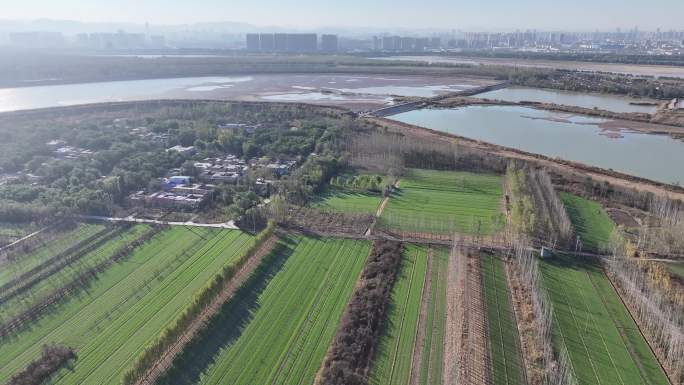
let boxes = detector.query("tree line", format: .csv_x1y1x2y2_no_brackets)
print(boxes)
318,240,404,385
122,221,276,385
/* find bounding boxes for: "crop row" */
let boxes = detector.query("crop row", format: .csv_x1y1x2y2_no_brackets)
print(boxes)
559,193,615,252
379,169,504,235
0,224,154,336
481,253,525,385
182,235,369,385
313,189,384,215
416,248,448,385
0,223,105,287
369,244,429,385
122,221,276,385
0,227,254,385
541,254,669,385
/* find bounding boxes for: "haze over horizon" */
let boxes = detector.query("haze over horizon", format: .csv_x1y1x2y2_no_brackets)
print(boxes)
2,0,684,31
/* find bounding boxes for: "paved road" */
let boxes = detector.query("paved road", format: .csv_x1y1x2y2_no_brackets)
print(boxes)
80,215,239,229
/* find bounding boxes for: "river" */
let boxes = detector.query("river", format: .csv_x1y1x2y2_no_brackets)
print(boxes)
391,105,684,185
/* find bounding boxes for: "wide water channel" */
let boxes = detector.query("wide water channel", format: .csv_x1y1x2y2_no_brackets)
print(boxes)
391,105,684,185
475,86,659,114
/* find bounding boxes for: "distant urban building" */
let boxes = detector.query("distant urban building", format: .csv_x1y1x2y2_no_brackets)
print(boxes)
260,33,275,51
245,33,322,53
286,33,317,52
273,33,288,51
320,34,338,52
246,33,260,51
374,35,433,51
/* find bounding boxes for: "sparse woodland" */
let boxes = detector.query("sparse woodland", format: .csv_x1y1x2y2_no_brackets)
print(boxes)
7,344,76,385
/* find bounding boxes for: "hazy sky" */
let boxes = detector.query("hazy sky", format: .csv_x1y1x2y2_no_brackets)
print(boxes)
2,0,683,30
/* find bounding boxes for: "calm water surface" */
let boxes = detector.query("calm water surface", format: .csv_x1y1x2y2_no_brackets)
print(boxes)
0,76,253,112
476,87,658,113
392,105,684,185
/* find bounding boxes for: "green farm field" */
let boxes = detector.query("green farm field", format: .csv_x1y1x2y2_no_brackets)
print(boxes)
541,254,669,385
312,189,383,215
378,169,504,235
559,193,615,251
158,235,370,385
417,247,448,385
481,253,525,385
0,223,106,288
0,227,254,385
0,224,150,322
370,244,448,385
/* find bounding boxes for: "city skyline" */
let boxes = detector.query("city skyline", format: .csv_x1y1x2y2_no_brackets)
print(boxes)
2,0,684,31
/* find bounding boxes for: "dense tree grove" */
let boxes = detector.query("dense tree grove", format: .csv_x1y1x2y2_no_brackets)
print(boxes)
510,69,684,99
0,101,352,222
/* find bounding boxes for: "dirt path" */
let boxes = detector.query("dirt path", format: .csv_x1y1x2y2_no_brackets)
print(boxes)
503,260,532,385
132,233,280,385
444,244,490,385
409,248,433,385
366,179,400,236
444,240,465,385
375,179,400,218
465,253,490,385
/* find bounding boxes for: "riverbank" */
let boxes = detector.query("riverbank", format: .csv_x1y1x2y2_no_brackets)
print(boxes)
368,115,684,201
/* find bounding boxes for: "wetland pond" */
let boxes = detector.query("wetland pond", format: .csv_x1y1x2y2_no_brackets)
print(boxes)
391,105,684,185
474,86,659,114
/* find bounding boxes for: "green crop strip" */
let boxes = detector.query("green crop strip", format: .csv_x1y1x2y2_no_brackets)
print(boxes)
0,224,150,322
379,169,504,235
312,189,384,214
541,254,669,385
481,253,525,385
369,244,428,385
0,223,105,287
417,247,448,385
0,227,254,385
168,235,370,385
559,193,615,251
